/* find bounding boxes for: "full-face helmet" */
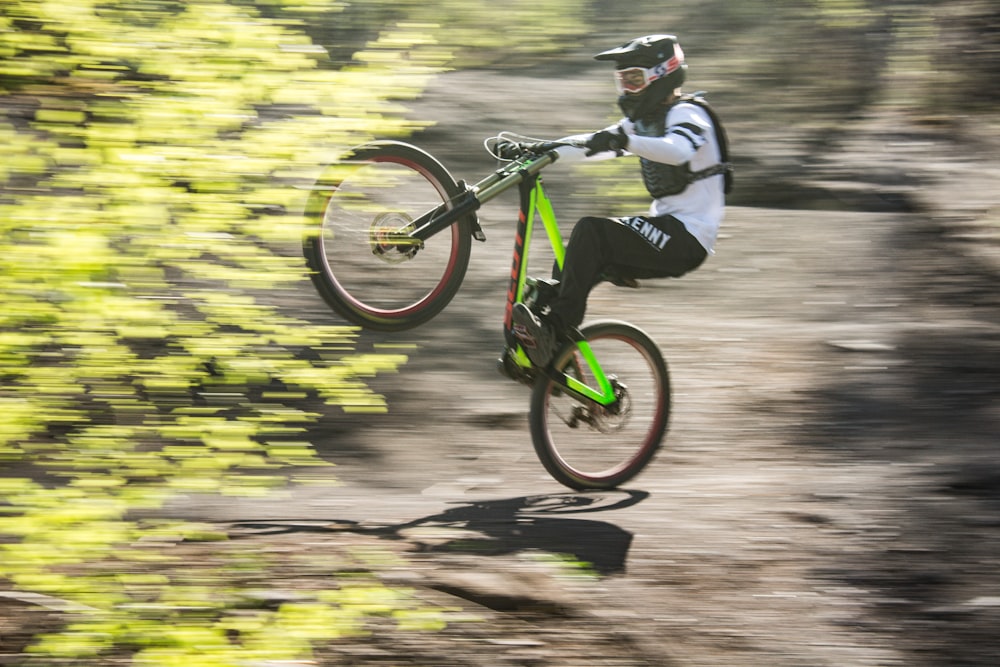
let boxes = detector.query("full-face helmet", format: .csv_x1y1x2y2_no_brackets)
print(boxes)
595,35,686,122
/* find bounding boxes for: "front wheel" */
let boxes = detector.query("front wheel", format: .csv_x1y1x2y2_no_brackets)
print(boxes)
303,141,474,331
529,321,670,490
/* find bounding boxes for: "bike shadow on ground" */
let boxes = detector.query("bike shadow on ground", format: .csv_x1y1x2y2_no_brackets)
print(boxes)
230,490,649,576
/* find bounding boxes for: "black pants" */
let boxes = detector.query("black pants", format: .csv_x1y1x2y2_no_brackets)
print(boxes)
548,214,707,328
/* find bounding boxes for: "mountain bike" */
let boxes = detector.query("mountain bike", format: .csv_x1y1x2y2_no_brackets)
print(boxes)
302,136,670,490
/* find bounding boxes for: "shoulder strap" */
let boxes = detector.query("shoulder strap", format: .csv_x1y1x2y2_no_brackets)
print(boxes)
678,92,733,195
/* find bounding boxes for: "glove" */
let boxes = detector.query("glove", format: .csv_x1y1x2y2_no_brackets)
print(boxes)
585,126,629,156
495,140,524,160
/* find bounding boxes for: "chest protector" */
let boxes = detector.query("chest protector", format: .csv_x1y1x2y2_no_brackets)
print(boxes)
634,93,732,198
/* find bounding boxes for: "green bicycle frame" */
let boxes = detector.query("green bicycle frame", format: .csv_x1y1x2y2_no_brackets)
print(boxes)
503,163,619,410
401,147,620,410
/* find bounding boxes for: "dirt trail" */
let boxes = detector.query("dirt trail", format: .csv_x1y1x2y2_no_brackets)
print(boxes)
158,53,1000,665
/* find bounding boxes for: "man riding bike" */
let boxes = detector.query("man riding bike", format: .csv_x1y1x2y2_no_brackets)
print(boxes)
511,34,730,367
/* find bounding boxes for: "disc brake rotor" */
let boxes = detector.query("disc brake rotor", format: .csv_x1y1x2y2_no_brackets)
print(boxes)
558,377,632,434
598,378,631,433
370,211,422,263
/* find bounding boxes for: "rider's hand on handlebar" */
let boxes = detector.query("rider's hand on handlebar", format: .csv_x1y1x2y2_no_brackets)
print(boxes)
495,140,525,160
495,139,556,160
585,126,629,156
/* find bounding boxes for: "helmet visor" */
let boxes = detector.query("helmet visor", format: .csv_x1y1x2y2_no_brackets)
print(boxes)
612,50,684,95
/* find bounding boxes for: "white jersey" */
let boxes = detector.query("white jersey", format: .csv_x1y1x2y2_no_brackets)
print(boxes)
555,100,726,254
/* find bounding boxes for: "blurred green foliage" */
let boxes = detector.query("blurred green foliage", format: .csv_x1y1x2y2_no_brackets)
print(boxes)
0,0,596,662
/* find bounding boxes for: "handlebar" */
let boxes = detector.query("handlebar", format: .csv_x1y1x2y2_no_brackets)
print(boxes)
403,134,587,245
485,132,586,162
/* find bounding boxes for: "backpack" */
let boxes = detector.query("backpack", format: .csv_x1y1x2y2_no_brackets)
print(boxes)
677,92,733,195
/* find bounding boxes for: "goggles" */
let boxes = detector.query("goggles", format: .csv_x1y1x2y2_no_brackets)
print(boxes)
613,52,683,95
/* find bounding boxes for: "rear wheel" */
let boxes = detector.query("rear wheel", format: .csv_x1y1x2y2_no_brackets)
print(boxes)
529,321,670,490
303,141,473,331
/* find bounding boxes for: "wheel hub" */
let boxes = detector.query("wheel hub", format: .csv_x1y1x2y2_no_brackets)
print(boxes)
370,211,421,263
560,377,631,433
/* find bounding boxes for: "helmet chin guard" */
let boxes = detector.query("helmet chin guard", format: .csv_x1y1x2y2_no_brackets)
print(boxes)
617,81,675,122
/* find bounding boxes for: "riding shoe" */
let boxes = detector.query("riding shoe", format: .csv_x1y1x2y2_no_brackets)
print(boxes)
512,302,558,368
